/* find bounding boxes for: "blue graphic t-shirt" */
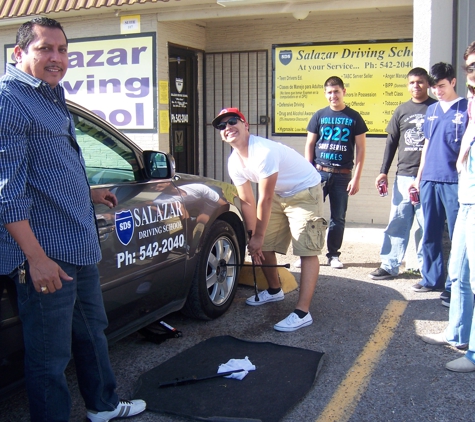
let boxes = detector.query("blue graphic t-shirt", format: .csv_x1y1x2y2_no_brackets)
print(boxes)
307,106,368,169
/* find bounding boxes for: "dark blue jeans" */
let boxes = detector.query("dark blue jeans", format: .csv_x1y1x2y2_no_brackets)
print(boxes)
420,180,459,290
318,170,351,258
13,260,119,422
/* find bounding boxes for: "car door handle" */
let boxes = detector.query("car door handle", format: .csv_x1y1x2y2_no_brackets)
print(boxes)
98,225,115,236
96,216,115,240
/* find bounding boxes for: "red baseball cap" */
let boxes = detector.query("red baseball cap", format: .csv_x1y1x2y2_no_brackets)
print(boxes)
212,107,247,129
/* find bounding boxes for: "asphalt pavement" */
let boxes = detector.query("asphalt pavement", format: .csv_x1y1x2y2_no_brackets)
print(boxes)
1,224,473,422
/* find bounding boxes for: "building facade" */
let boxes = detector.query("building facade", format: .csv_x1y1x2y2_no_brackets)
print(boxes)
0,0,473,224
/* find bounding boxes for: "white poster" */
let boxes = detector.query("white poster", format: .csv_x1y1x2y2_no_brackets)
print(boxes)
65,34,156,131
6,33,156,132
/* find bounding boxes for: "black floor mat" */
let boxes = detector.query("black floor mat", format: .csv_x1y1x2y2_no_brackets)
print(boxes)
133,335,324,422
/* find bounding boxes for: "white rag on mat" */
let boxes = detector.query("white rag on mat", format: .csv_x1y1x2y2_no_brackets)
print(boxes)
217,356,256,380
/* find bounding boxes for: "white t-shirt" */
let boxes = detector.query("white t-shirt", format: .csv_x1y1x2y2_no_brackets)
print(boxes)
228,135,321,197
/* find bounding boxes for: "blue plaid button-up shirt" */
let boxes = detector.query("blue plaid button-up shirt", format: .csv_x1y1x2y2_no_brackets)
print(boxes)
0,64,101,274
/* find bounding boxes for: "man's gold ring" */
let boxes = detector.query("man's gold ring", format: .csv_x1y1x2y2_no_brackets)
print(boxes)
40,286,47,292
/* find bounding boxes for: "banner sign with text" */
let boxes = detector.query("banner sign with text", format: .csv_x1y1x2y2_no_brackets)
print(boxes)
6,33,156,132
273,40,413,136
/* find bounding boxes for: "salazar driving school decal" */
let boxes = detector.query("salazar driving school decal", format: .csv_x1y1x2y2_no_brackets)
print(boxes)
279,50,292,66
115,210,134,246
175,77,184,93
114,201,185,268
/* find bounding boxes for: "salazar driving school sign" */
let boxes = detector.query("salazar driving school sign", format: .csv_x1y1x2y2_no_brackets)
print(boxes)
273,40,413,136
5,33,156,132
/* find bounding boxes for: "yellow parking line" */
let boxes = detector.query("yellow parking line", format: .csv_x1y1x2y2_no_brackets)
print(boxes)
316,300,407,422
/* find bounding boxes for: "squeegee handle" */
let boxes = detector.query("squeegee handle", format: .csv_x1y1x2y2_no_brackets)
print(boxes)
158,369,245,387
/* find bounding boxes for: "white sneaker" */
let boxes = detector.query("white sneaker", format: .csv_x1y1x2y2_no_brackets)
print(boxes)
446,356,475,372
274,312,313,332
87,399,146,422
328,256,343,268
293,258,301,268
246,289,284,306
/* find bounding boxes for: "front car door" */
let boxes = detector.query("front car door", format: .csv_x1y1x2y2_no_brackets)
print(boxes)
72,109,187,338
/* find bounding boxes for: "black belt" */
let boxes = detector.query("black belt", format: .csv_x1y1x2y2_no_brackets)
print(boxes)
315,164,352,174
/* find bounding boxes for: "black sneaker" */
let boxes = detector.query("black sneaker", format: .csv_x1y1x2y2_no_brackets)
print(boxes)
369,268,393,280
440,290,451,301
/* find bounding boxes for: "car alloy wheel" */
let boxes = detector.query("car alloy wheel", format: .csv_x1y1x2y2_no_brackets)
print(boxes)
182,220,241,320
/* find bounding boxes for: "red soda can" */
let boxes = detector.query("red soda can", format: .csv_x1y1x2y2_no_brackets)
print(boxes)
378,181,388,197
409,188,420,205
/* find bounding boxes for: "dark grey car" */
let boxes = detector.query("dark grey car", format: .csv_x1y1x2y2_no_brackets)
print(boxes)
0,100,246,398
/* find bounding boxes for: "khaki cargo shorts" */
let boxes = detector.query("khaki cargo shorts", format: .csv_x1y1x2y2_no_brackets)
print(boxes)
263,184,327,256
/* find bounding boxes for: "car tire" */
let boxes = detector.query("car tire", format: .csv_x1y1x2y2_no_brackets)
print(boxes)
182,220,241,320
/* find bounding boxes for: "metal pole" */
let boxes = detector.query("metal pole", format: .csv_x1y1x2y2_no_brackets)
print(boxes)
247,230,259,302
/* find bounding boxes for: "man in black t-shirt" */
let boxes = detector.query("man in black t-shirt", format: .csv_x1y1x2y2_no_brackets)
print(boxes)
369,68,436,281
305,76,367,268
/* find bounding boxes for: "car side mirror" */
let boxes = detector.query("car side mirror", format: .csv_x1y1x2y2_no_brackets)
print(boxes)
143,151,175,179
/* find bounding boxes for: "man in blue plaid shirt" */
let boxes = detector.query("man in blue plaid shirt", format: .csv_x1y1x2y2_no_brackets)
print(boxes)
0,17,145,422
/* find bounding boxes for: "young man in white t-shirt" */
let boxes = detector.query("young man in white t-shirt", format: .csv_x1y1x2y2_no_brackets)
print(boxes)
212,108,327,332
410,63,468,297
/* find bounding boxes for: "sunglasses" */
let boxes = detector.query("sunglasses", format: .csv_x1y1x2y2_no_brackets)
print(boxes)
467,81,475,96
216,116,242,130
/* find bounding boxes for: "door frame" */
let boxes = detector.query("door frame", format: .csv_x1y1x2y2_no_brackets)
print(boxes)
168,44,200,174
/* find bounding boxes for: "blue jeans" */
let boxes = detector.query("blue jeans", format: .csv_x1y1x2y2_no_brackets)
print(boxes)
419,181,459,289
13,260,118,422
318,170,351,258
380,175,424,275
445,204,475,357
